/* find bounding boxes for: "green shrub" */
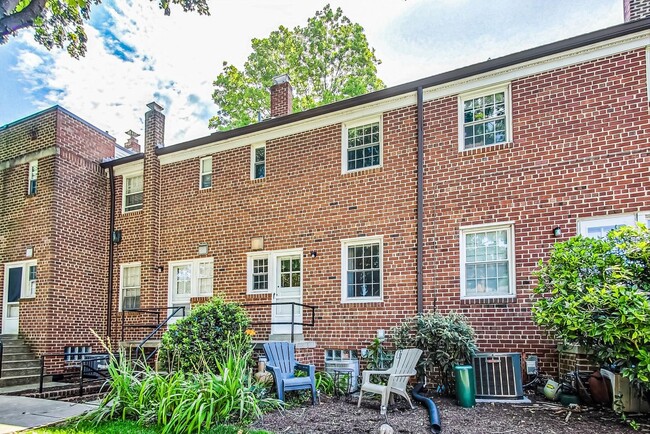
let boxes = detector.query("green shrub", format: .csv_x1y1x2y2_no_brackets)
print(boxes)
534,224,650,395
158,296,252,373
392,312,477,388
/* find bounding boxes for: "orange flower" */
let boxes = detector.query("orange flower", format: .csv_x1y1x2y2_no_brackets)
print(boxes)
245,329,256,336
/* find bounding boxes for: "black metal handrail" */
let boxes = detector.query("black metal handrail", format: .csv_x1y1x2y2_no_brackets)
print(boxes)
243,302,317,343
136,306,185,363
38,351,112,396
0,338,3,379
121,306,185,342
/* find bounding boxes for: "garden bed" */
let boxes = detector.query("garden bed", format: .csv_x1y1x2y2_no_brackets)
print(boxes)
252,393,646,433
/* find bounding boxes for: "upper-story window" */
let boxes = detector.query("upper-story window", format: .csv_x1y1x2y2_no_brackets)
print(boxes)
460,223,515,299
28,160,38,195
342,117,382,173
200,156,212,189
459,85,510,150
123,174,143,212
251,143,266,179
341,236,383,302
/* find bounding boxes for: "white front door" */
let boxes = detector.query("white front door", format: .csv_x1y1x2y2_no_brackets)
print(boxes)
2,266,22,334
170,263,192,319
271,255,302,336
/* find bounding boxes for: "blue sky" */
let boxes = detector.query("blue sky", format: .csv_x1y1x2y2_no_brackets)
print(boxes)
0,0,622,145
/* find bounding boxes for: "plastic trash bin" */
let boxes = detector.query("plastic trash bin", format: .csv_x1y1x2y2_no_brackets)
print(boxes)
454,365,476,408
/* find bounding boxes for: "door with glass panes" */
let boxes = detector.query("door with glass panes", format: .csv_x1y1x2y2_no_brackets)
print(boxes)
271,255,302,335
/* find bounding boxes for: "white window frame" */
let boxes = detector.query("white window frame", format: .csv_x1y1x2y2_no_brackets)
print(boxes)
119,262,141,312
460,222,515,300
167,258,214,320
28,160,38,195
246,248,303,295
122,172,143,213
341,235,384,303
458,84,512,151
250,143,266,180
199,156,213,189
4,260,38,300
578,213,647,238
341,115,383,174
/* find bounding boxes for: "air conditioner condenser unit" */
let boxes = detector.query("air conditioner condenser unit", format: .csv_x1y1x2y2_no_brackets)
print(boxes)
472,352,524,399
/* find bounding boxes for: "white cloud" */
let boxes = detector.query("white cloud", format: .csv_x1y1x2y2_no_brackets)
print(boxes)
10,0,623,147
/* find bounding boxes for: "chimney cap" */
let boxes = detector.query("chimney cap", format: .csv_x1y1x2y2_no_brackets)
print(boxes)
146,101,164,112
125,129,140,138
272,74,291,86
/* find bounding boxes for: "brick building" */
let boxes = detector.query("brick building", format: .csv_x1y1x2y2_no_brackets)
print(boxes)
1,2,649,375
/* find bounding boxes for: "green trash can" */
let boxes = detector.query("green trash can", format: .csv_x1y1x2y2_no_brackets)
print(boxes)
454,365,476,408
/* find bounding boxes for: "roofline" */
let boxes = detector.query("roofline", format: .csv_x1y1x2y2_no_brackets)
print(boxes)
0,106,116,141
100,153,144,168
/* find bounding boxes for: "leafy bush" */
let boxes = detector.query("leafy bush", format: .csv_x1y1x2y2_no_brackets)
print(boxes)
158,297,252,373
392,312,477,388
87,339,280,433
533,224,650,395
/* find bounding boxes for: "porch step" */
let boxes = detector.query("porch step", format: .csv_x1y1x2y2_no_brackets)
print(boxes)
2,352,38,362
1,343,31,354
0,373,43,388
0,335,42,391
1,360,40,370
119,340,161,349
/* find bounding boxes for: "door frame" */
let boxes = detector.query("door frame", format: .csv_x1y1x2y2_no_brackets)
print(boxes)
2,260,37,335
271,252,303,335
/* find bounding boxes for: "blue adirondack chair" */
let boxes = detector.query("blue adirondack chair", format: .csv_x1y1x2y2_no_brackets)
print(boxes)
263,342,317,404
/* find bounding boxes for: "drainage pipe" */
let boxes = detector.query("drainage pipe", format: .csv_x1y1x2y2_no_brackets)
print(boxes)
416,86,424,314
412,383,441,434
106,166,116,338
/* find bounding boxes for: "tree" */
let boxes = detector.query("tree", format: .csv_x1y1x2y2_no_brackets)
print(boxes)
210,4,385,130
533,224,650,396
0,0,209,58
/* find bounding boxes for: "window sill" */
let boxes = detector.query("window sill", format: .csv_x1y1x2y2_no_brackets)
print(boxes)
246,290,272,296
342,166,383,177
341,297,383,304
250,177,266,183
20,295,36,301
198,187,212,192
122,209,143,216
460,141,514,155
460,295,515,305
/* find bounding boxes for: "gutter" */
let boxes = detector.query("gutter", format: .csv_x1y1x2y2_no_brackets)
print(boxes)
417,87,424,315
106,166,116,338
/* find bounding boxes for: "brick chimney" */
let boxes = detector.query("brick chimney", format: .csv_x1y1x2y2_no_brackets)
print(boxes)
124,129,141,153
145,101,165,152
270,74,293,118
624,0,650,21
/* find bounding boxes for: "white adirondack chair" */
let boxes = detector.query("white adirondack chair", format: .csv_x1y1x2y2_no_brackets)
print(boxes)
357,348,423,415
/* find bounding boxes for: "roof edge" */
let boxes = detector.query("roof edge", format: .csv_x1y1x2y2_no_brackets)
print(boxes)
100,153,144,168
158,16,650,156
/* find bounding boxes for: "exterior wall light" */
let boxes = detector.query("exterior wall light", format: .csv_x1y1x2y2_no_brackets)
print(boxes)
198,242,209,256
552,227,562,237
112,230,122,244
251,237,264,251
310,250,317,258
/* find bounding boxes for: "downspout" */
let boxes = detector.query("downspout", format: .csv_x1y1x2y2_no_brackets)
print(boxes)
417,86,424,314
106,166,116,338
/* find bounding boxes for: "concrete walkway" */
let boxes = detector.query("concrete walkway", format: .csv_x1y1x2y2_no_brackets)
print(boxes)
0,395,97,433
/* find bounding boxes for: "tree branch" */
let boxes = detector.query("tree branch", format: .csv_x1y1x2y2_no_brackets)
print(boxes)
1,0,22,20
0,0,47,39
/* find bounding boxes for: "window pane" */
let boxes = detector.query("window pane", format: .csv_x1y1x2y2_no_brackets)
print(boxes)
201,173,212,188
464,227,511,297
201,158,211,173
346,241,381,299
291,272,300,287
346,122,380,170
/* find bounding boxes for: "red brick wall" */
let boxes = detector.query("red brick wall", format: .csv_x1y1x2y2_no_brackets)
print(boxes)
107,48,649,373
422,49,650,373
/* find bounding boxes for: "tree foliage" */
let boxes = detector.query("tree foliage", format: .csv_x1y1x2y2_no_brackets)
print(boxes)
0,0,209,57
533,224,650,395
210,4,385,130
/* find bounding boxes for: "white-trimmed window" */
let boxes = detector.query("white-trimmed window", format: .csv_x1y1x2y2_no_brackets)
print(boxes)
341,236,383,302
168,258,214,318
460,223,515,299
342,117,382,173
578,213,645,238
459,85,511,150
120,263,141,311
248,255,269,292
28,160,38,195
123,173,143,212
251,143,266,179
25,264,37,298
199,156,212,189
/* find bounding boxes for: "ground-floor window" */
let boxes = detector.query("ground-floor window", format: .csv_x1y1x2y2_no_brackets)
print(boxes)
119,263,141,310
578,213,648,238
341,236,383,303
460,223,515,299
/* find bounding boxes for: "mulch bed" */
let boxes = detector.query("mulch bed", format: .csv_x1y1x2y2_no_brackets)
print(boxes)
251,393,649,433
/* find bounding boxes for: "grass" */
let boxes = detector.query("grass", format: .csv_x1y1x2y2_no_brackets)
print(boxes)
28,420,270,434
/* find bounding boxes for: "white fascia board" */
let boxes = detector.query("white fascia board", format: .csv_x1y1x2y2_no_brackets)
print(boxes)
159,30,649,167
112,160,144,177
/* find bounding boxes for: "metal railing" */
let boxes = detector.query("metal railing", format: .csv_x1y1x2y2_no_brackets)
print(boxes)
38,351,112,396
0,338,3,378
121,306,185,363
243,302,317,343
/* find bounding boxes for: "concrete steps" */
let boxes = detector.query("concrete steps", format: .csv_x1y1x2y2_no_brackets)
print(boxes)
0,335,42,390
